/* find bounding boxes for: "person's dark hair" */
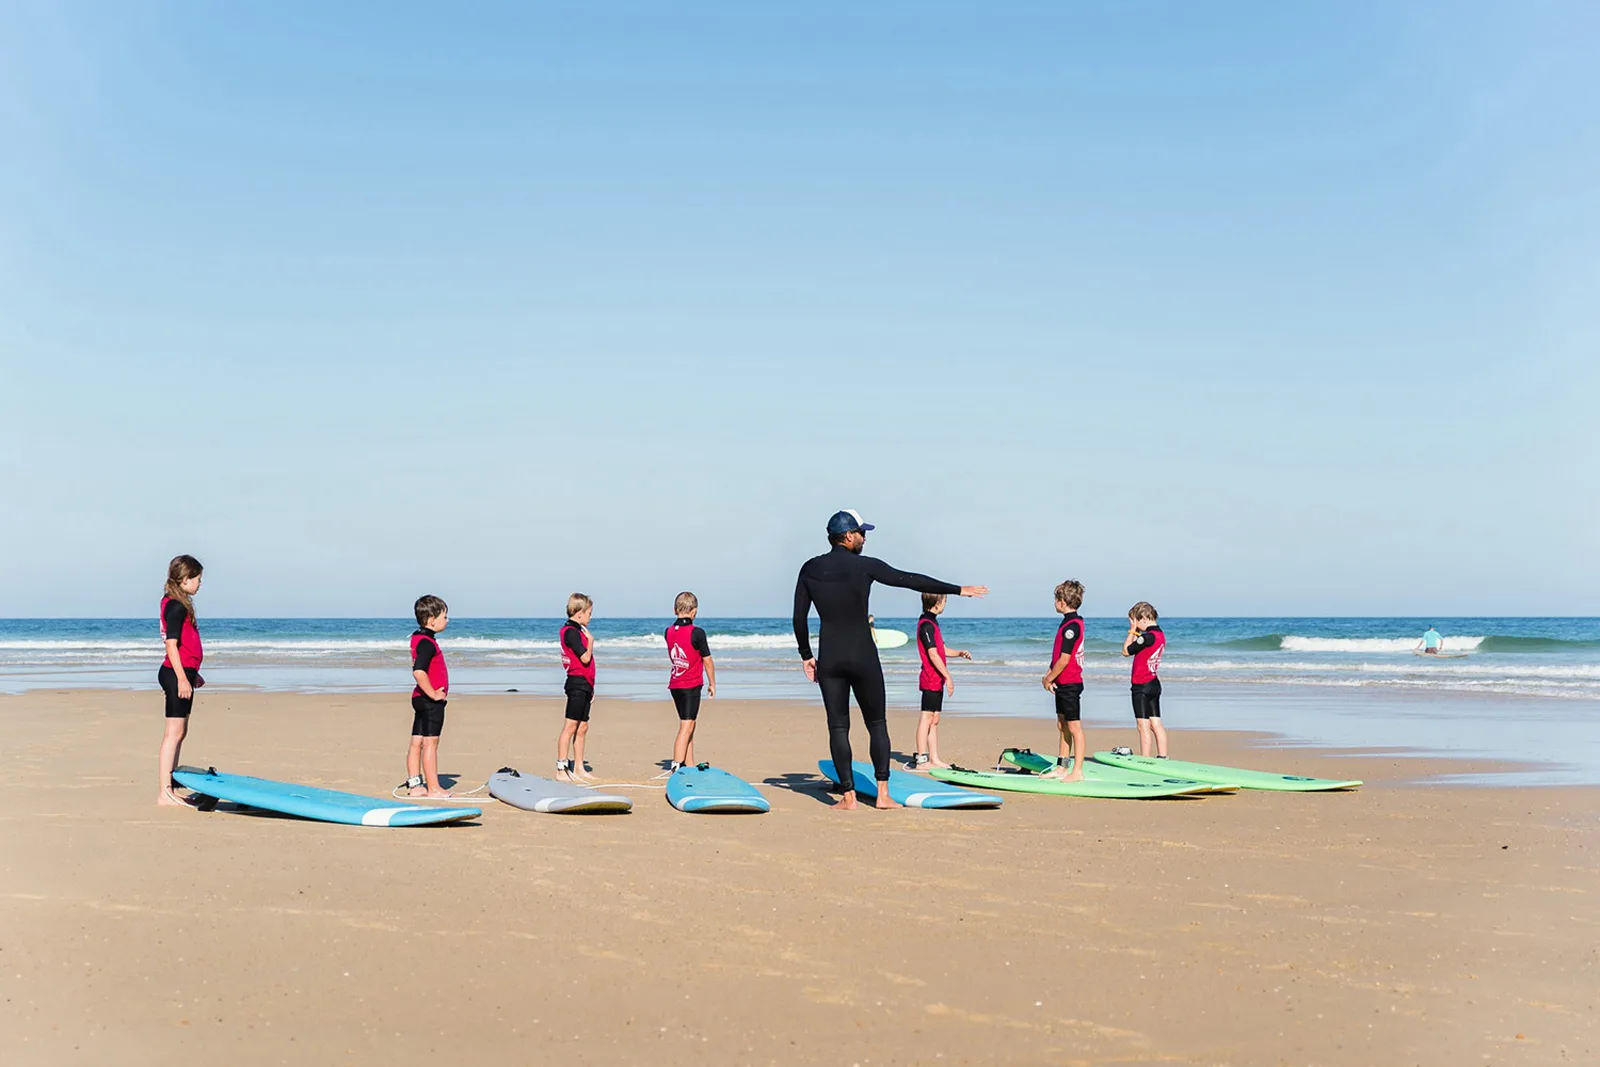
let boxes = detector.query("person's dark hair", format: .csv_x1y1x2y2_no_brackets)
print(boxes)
414,595,448,628
164,555,203,625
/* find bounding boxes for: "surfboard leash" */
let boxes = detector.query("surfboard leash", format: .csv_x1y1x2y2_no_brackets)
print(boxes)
390,778,490,802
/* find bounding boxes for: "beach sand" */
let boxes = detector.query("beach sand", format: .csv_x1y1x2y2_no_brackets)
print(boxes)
2,689,1595,1066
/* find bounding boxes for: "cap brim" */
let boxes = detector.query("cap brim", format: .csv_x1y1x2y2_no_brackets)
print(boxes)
859,523,875,532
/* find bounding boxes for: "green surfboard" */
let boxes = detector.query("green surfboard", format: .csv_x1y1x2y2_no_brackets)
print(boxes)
1000,747,1238,794
929,764,1205,799
1090,751,1362,792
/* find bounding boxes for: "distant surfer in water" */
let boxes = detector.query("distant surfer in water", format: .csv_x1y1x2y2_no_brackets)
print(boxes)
1414,626,1444,656
793,510,987,810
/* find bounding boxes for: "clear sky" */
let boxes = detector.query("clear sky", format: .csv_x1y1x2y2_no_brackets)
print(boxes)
2,1,1596,618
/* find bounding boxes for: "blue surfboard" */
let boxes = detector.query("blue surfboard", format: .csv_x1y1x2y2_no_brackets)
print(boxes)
172,766,481,827
819,760,1003,809
665,763,770,814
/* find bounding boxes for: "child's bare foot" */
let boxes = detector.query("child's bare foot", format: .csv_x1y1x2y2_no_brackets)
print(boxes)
425,789,453,799
408,785,428,797
157,790,190,807
928,758,952,769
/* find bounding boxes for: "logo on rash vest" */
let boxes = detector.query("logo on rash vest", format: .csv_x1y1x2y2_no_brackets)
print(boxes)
1149,645,1163,674
669,644,692,680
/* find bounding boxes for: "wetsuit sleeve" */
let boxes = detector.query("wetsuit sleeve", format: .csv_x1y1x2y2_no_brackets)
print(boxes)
1061,623,1080,649
562,627,586,657
918,621,938,650
691,627,710,657
793,569,814,660
1126,633,1149,653
162,599,188,639
863,558,961,596
412,637,437,674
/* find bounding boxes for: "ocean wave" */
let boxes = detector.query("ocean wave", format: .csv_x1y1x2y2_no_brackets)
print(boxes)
1214,635,1290,652
1176,660,1600,680
1279,636,1486,653
1251,676,1600,699
1212,633,1600,654
1476,635,1600,653
0,632,809,655
0,640,154,651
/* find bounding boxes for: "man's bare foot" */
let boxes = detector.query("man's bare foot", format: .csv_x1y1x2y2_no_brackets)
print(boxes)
873,790,903,810
157,790,190,807
831,790,860,811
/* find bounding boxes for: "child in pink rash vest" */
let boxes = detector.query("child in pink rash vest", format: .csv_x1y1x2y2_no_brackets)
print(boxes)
664,591,716,773
1121,601,1169,758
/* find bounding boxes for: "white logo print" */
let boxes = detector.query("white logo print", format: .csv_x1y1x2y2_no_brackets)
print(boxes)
669,644,691,679
1149,645,1163,674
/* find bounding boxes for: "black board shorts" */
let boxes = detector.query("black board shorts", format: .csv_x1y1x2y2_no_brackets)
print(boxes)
158,665,204,719
410,694,447,738
564,679,595,722
1054,682,1084,722
1131,679,1163,719
670,686,703,721
919,688,945,713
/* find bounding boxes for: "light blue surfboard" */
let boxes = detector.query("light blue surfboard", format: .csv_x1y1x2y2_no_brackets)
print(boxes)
665,763,770,813
172,766,481,827
819,760,1003,809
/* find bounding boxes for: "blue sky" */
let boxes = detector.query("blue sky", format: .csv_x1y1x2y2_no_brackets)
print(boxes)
2,1,1596,617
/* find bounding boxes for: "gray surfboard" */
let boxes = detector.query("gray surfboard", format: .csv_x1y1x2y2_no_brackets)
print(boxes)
487,767,632,814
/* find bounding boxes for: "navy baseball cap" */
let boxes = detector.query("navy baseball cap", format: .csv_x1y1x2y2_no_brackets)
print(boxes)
826,509,875,536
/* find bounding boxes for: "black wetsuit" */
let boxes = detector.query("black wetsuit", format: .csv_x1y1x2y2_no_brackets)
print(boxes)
793,545,960,785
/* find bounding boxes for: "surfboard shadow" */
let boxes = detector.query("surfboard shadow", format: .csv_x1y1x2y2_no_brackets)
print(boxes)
196,801,482,826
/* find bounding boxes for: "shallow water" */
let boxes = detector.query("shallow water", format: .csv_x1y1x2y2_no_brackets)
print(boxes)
4,616,1597,783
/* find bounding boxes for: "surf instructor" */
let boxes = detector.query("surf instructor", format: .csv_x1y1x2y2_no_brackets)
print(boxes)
794,510,987,810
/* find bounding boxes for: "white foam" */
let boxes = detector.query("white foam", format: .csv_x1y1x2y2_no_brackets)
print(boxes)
1279,636,1486,653
0,640,152,650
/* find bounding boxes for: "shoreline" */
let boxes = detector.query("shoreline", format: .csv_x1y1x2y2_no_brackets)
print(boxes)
3,689,1595,1066
9,680,1597,786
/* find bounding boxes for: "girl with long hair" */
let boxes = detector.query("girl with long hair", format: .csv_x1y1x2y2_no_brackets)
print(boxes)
158,555,205,806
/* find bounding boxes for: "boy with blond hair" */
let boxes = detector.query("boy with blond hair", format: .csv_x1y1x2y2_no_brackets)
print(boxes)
665,591,715,772
556,593,598,782
1121,601,1169,758
1040,580,1087,781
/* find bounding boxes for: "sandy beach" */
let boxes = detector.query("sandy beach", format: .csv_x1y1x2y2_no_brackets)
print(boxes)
2,688,1595,1066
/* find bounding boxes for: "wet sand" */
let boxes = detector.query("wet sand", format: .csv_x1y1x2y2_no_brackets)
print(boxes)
2,688,1595,1066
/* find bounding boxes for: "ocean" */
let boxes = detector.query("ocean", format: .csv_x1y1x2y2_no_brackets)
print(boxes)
5,616,1598,781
